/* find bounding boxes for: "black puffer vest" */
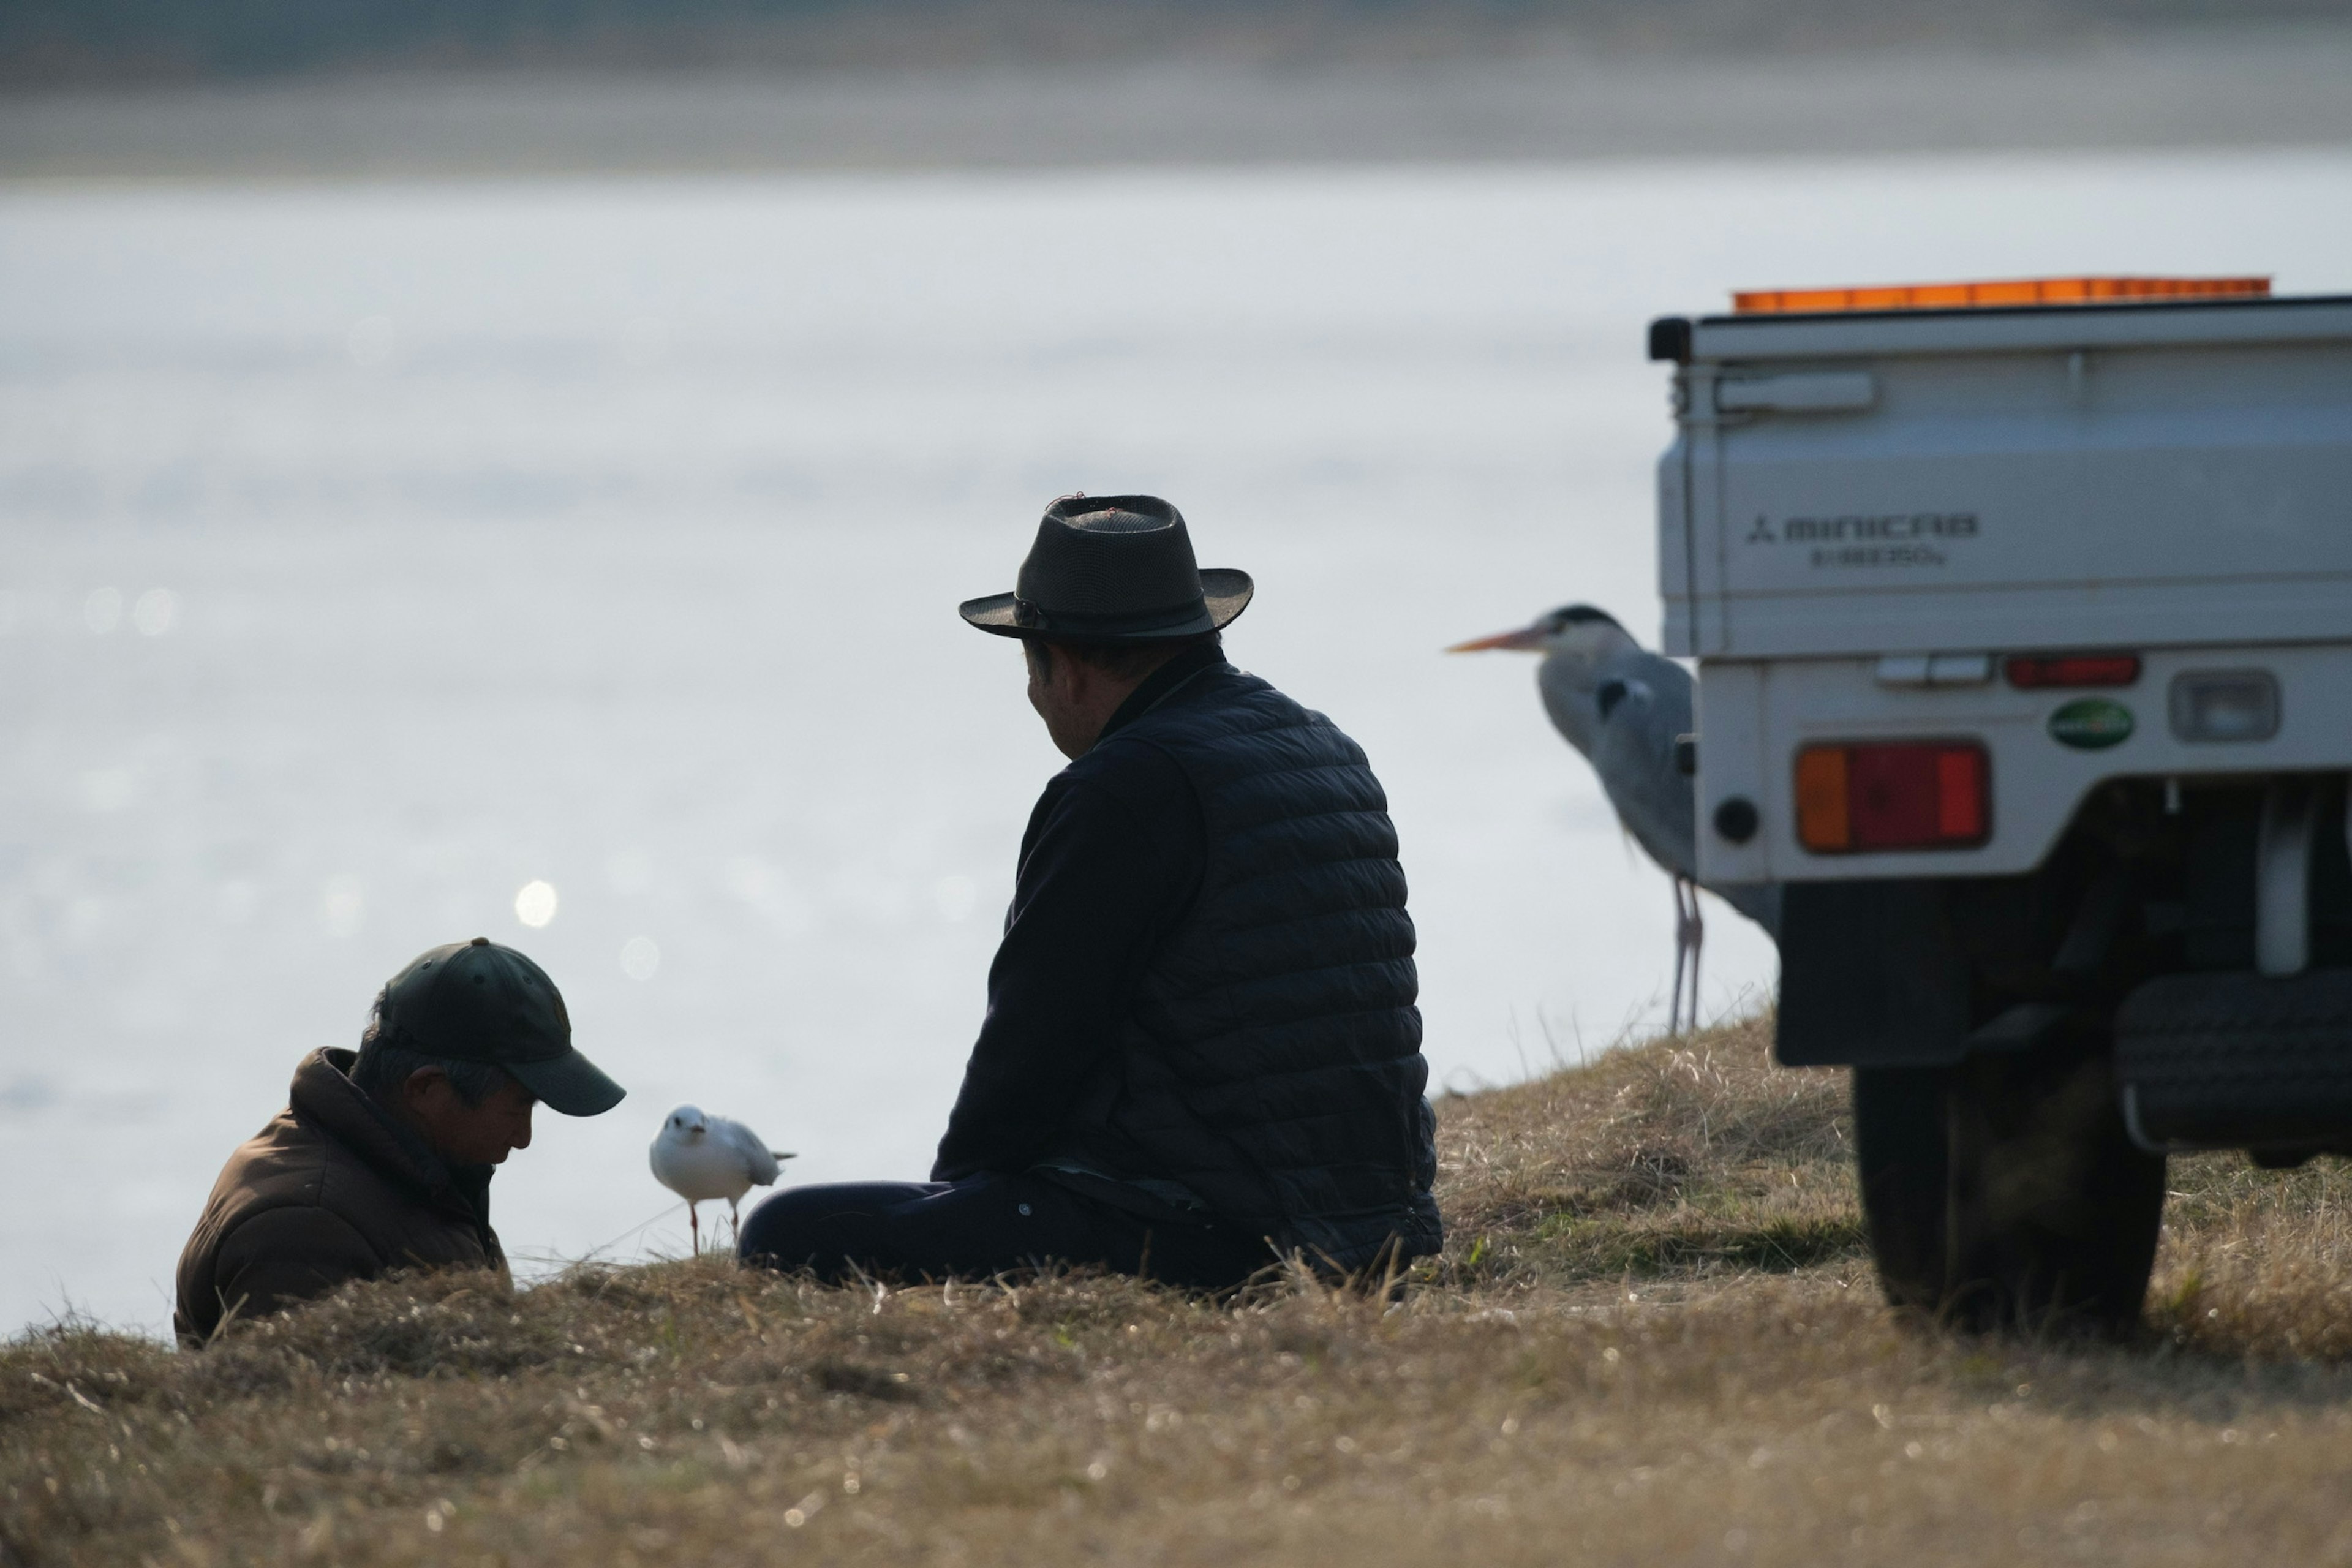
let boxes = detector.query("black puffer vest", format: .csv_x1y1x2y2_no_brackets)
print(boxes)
1067,667,1441,1272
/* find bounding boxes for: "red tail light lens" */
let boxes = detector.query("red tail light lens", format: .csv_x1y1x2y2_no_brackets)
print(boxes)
2005,653,2140,689
1796,742,1990,853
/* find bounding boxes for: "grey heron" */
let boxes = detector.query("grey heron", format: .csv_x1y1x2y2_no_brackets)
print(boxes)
1450,603,1779,1034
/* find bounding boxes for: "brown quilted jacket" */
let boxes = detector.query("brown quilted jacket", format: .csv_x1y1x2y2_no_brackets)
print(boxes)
173,1047,507,1344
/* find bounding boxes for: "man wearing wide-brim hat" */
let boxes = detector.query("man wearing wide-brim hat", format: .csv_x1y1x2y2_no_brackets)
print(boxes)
741,494,1441,1287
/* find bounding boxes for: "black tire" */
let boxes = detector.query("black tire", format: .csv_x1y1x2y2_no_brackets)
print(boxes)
1852,1040,2166,1335
1852,1065,1953,1313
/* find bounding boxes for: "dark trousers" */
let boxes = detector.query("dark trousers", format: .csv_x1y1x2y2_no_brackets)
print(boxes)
735,1172,1272,1290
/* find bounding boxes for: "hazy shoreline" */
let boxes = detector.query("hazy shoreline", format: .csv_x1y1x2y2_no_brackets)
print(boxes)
7,30,2352,179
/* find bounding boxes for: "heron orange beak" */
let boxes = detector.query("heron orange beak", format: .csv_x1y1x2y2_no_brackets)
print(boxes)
1446,625,1547,653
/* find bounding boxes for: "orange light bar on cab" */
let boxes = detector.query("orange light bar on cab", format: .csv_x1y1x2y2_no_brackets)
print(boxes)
1796,742,1991,854
1733,276,2271,315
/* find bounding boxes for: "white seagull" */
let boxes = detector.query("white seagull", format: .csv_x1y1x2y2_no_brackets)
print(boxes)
649,1104,794,1251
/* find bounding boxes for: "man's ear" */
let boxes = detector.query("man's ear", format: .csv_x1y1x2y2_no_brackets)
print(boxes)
402,1065,453,1109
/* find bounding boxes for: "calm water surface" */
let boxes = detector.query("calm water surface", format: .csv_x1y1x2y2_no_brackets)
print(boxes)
6,152,2349,1335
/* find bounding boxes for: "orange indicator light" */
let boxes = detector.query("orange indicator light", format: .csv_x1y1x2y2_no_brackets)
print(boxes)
1793,747,1852,853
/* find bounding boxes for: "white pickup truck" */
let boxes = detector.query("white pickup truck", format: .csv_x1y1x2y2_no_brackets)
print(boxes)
1649,278,2352,1331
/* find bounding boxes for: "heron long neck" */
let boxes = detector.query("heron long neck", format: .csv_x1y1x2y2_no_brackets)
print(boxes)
1536,652,1602,758
1537,627,1643,755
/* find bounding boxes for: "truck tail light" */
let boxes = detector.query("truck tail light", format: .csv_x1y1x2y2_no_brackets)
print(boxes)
1795,742,1991,853
2005,652,2141,688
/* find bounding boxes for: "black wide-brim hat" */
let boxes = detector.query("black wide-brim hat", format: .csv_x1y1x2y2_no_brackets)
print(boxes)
377,938,625,1117
960,494,1253,643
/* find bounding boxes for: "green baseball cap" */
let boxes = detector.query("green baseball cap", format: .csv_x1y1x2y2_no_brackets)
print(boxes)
377,938,625,1117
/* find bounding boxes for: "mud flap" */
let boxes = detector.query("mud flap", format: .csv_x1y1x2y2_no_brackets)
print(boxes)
1777,880,1971,1067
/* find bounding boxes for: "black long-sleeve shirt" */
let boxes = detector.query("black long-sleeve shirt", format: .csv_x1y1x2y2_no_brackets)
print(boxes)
931,643,1230,1190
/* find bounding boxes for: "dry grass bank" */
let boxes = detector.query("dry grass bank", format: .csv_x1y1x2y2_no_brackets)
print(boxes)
12,1013,2352,1567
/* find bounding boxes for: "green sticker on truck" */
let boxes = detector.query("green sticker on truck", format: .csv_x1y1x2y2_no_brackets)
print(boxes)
2048,698,2135,750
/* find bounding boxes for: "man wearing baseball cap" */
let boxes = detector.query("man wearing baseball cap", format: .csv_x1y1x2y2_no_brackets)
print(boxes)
175,938,624,1343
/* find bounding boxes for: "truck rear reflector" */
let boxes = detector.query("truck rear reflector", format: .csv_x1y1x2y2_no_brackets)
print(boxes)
2004,652,2141,688
1795,742,1991,854
1733,276,2270,315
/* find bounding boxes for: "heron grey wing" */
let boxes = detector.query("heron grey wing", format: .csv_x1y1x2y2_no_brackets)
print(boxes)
1715,880,1782,940
1587,652,1700,881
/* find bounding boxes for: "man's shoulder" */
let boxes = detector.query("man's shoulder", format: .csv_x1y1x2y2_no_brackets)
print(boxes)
1060,668,1376,824
209,1107,334,1213
1115,668,1374,773
1050,733,1198,837
1065,668,1269,785
204,1099,426,1246
177,1108,377,1338
1102,667,1325,750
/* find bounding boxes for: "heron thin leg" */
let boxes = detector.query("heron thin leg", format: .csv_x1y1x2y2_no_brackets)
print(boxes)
1668,877,1707,1035
1687,881,1706,1033
1668,876,1691,1036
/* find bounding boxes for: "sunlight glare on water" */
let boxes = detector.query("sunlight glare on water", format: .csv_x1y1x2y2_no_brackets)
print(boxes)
514,879,560,930
4,151,2350,1335
620,935,662,982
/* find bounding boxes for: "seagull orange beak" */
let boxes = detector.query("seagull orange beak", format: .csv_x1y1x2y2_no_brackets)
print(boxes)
1446,625,1547,653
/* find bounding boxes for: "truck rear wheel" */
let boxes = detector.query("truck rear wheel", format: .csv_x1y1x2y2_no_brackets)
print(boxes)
1852,1066,1952,1312
1852,1040,2165,1335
